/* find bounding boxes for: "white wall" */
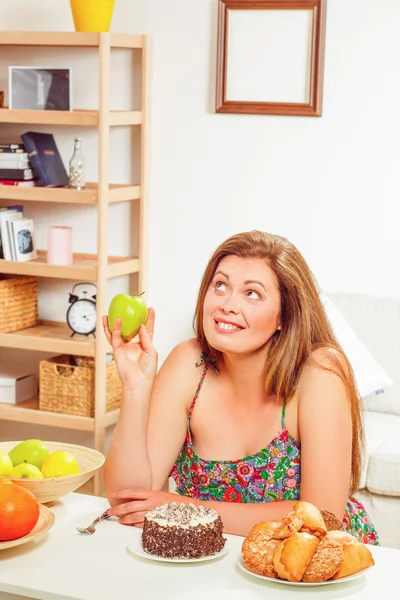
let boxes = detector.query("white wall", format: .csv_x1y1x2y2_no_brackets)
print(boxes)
120,0,400,362
0,0,399,444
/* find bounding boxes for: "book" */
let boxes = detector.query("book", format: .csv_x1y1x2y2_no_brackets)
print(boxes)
0,205,24,258
0,152,30,164
0,143,25,153
7,221,17,260
0,167,33,181
0,208,23,260
0,159,30,170
11,218,37,262
0,179,35,187
20,132,69,187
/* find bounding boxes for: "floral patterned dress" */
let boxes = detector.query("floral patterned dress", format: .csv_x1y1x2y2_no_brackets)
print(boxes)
170,359,379,545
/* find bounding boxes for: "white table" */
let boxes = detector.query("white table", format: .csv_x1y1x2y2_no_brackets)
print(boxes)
0,492,398,600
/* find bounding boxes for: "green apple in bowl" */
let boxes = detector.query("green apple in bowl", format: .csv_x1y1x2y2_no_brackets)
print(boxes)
108,292,148,341
9,463,44,479
8,439,50,470
0,450,13,476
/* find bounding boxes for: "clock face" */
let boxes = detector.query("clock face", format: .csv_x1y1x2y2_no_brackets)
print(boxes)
67,299,97,335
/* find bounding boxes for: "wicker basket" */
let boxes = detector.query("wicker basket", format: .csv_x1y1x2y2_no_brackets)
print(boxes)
0,275,38,333
39,355,122,417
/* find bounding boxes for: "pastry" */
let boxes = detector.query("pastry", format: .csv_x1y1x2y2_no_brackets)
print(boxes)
320,508,344,531
295,501,328,538
274,511,305,538
247,520,282,539
327,530,375,579
275,500,327,539
242,526,280,578
302,536,344,583
273,531,320,582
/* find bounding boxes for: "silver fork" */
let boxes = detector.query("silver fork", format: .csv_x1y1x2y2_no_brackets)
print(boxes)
76,510,111,535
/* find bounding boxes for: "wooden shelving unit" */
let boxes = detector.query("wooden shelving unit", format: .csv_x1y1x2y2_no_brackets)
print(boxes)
0,183,141,204
0,252,140,280
0,31,151,495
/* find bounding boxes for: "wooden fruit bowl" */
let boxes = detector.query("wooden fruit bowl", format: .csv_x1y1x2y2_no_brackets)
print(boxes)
0,441,105,504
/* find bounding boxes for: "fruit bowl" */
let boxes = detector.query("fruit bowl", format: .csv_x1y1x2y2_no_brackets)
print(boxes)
0,441,105,504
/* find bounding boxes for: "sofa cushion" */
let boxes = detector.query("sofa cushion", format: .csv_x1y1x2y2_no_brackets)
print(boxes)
322,293,393,399
327,293,400,416
362,412,400,496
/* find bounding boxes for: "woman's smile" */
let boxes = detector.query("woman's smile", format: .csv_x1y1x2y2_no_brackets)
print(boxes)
214,318,244,333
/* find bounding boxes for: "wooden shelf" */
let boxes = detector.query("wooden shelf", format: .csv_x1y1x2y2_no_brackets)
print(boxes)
0,31,144,49
0,183,140,205
0,321,95,356
0,397,121,431
0,397,94,431
0,109,141,127
0,252,139,280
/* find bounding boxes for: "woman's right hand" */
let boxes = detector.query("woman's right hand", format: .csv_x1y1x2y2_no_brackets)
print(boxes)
102,307,158,390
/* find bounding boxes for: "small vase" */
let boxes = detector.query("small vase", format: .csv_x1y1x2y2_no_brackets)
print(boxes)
70,0,115,33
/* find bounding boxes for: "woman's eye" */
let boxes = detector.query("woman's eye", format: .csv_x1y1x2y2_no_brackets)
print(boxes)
215,281,227,291
246,290,260,300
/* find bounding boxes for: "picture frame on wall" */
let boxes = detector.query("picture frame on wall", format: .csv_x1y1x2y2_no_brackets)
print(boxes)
9,67,72,111
216,0,327,117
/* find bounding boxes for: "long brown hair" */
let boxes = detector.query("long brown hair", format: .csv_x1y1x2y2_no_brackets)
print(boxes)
193,231,363,493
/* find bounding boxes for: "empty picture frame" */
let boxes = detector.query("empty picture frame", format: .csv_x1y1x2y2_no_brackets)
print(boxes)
216,0,327,116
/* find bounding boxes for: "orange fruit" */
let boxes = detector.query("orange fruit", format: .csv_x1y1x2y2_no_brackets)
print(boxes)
0,477,40,541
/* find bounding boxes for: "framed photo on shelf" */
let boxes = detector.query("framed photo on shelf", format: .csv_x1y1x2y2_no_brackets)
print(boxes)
9,67,72,111
11,218,37,262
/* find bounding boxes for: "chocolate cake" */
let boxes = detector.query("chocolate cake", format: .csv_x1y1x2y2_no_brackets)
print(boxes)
142,502,226,559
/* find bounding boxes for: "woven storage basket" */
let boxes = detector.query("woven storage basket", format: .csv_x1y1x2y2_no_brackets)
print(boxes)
0,275,38,333
39,355,122,417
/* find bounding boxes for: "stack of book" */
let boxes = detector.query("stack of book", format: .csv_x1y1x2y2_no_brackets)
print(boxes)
0,205,37,262
0,143,35,187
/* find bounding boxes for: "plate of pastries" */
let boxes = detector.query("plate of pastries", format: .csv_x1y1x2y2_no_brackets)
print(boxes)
239,501,375,586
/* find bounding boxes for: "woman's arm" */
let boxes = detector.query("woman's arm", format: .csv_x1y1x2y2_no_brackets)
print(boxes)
147,339,203,490
104,384,153,498
103,313,157,499
297,348,353,519
108,488,296,536
105,335,199,504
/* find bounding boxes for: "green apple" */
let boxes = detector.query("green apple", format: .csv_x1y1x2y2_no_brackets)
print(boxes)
108,292,148,341
9,439,50,470
9,463,44,479
0,450,13,476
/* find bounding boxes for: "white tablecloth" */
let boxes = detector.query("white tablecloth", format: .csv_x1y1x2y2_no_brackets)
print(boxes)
0,492,398,599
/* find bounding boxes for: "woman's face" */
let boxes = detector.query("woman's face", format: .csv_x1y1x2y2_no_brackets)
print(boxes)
203,255,281,356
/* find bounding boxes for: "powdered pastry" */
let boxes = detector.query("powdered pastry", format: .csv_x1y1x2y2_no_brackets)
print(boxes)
142,502,226,559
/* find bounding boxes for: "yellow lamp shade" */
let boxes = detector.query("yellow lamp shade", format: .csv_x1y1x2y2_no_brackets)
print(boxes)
70,0,115,33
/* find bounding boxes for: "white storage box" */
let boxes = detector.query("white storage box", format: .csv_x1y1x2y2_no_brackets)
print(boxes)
0,365,38,404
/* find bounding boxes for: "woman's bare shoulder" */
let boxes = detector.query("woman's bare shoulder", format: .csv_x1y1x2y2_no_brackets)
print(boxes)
165,338,202,364
301,346,348,376
157,338,202,380
152,338,204,407
297,346,349,399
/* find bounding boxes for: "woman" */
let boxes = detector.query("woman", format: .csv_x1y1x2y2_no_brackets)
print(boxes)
103,231,379,544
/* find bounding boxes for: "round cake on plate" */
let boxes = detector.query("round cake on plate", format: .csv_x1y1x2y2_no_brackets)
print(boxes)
142,502,226,559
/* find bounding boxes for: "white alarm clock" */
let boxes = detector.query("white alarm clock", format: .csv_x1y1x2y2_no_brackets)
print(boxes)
66,282,97,337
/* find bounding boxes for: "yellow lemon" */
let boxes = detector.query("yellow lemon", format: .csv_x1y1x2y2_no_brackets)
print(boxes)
41,451,80,478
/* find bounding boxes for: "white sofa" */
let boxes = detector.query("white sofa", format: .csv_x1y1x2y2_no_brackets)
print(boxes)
328,293,400,550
